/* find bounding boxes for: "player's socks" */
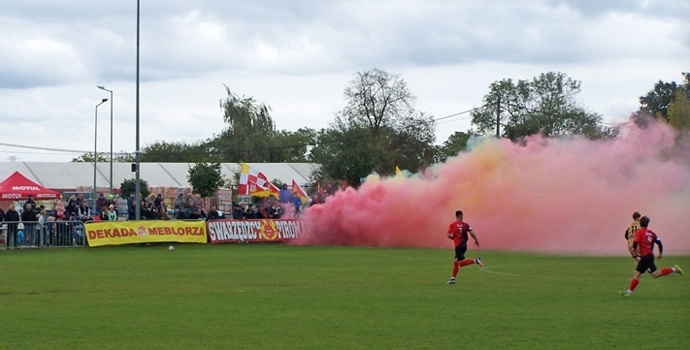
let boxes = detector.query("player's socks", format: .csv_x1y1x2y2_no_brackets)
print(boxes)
452,262,459,277
459,259,474,267
660,267,673,276
628,278,639,292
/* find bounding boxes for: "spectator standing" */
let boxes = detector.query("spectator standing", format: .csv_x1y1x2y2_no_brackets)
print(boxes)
0,207,5,223
25,195,37,214
37,207,48,246
279,184,292,204
21,202,37,247
126,192,136,220
55,200,66,219
292,191,302,214
174,193,186,219
5,205,20,248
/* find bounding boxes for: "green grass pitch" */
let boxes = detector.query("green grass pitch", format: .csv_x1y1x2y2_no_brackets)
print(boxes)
1,244,688,349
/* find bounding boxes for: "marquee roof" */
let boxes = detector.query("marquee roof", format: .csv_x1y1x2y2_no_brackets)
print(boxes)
0,162,317,192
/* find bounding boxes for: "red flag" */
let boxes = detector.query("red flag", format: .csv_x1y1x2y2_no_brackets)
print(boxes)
291,180,308,204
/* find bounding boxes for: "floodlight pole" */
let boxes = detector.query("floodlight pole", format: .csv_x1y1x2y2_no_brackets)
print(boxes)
94,98,108,211
135,0,141,220
97,85,114,195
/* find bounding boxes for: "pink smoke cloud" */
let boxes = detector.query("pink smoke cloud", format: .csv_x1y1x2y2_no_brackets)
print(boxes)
294,120,690,256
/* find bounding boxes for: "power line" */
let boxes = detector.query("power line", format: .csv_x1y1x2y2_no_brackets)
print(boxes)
433,107,479,121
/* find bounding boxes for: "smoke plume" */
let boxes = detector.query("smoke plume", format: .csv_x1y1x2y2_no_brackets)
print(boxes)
294,120,690,256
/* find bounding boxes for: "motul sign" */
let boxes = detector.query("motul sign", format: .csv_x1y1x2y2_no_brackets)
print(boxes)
12,186,41,191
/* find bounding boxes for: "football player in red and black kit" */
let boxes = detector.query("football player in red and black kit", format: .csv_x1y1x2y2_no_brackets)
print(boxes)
619,216,684,297
446,210,484,284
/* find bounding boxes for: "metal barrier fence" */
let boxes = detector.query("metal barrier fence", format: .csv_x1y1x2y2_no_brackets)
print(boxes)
1,220,87,249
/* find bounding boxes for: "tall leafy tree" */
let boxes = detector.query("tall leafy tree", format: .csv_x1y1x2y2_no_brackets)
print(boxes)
471,72,610,140
310,69,437,186
342,69,415,135
213,86,276,162
187,162,226,198
667,89,690,131
640,72,690,121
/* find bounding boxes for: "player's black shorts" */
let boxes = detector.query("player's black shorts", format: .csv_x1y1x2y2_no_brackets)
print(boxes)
636,254,657,274
454,243,468,261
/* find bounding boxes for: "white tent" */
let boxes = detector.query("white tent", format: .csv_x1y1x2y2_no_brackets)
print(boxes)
0,162,317,191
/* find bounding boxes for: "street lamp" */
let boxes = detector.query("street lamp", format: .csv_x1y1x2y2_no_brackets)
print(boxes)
135,0,141,220
94,98,108,212
97,85,114,195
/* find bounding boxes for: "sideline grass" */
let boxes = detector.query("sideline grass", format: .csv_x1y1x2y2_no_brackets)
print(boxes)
1,245,688,349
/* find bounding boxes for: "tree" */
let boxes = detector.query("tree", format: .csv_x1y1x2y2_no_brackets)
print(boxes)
309,69,437,186
115,151,135,162
269,128,317,162
667,89,690,131
639,72,690,121
141,140,214,163
342,69,414,135
471,72,611,141
187,162,226,198
310,126,379,186
212,86,277,162
71,152,108,162
438,131,475,162
120,178,150,198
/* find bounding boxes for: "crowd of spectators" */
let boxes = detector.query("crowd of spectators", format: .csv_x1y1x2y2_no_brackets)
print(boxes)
1,182,347,248
0,193,113,248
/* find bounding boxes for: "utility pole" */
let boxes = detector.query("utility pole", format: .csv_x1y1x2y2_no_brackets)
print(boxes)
496,95,501,138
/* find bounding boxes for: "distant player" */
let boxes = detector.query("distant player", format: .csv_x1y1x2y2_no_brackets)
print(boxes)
619,216,684,297
446,210,484,285
624,212,642,260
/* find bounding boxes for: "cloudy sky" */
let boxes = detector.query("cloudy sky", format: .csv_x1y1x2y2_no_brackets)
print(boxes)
1,0,688,162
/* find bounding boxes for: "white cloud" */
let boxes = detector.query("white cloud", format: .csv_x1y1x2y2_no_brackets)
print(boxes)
0,0,688,162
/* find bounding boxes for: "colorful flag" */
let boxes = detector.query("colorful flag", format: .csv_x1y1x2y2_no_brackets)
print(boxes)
238,163,279,198
291,179,308,204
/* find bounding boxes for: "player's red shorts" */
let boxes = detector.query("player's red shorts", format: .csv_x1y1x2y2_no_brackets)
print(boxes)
635,254,657,274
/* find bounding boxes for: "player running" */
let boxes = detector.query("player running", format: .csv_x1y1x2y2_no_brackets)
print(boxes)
624,212,642,261
446,210,484,285
619,216,684,298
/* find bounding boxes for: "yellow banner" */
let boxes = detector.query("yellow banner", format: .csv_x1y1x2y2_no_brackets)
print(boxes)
85,220,207,247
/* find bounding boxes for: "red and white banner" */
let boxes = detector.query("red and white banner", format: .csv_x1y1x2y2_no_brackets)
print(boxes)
238,163,279,198
207,219,308,243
